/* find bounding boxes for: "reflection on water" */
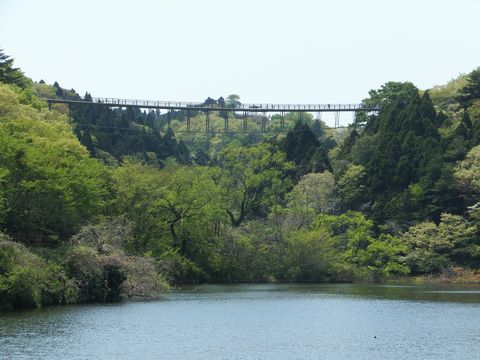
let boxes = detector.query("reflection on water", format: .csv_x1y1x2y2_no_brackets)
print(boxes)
1,283,480,360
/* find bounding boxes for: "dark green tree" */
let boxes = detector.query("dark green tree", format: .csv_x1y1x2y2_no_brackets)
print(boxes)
457,67,480,109
203,97,217,106
311,120,324,138
0,49,28,88
225,94,241,108
282,120,331,180
175,140,192,165
347,83,459,224
194,149,210,165
80,130,96,156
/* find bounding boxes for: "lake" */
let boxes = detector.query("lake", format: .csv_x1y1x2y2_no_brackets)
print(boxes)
1,283,480,359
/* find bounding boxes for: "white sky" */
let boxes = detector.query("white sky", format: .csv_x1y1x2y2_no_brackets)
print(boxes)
1,0,479,106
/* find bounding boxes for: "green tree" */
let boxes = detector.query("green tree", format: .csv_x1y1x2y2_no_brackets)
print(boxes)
155,166,224,258
194,148,209,165
0,84,108,243
225,94,241,108
312,212,408,279
455,145,480,222
356,81,419,125
282,120,332,180
347,84,450,224
0,167,7,224
357,234,410,278
217,96,226,107
175,140,192,165
285,172,339,229
218,142,293,226
338,164,367,209
0,49,28,88
455,145,480,192
283,229,339,282
457,67,480,109
402,213,479,273
111,159,166,252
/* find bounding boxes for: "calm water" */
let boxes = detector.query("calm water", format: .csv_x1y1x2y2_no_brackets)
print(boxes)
1,283,480,359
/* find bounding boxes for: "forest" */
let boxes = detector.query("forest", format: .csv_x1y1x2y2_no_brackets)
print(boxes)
1,49,480,309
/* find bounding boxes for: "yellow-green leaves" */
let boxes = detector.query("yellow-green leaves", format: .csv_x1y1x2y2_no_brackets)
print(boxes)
456,145,480,191
218,142,293,226
0,84,108,242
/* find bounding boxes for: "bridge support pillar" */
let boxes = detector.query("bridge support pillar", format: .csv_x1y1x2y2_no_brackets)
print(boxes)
224,111,229,133
186,110,191,132
261,115,267,132
243,112,248,132
167,110,172,128
280,111,285,130
205,111,210,133
334,111,340,128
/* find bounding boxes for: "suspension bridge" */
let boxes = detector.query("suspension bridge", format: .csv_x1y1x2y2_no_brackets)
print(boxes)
45,97,380,133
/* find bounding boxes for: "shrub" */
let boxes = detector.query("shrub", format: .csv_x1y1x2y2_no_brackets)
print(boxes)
283,229,338,282
120,255,169,298
0,235,76,309
70,217,133,253
1,264,43,308
402,213,479,274
101,254,127,302
65,246,105,302
156,248,207,283
64,245,169,302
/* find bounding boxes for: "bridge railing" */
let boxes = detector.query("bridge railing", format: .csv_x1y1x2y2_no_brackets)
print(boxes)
89,97,378,111
43,96,380,112
92,98,204,108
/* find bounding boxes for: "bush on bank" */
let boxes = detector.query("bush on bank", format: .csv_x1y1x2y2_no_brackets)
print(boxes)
0,233,77,309
0,221,170,310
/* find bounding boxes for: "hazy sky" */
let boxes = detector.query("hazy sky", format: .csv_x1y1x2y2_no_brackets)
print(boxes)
1,0,479,106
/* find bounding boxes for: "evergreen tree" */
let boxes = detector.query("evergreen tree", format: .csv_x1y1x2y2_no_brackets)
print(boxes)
0,49,28,88
339,128,359,158
282,120,331,180
162,128,178,158
80,131,95,156
203,97,217,106
472,120,480,147
194,149,210,165
351,83,454,223
217,96,226,107
176,140,192,165
311,120,324,138
457,67,480,109
53,81,64,97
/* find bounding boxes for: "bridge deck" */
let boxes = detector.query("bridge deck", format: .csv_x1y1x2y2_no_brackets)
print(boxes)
45,97,380,113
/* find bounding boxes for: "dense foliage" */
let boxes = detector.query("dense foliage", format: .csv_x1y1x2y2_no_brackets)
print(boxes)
1,50,479,309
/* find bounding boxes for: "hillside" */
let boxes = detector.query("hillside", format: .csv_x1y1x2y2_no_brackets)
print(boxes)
1,49,480,310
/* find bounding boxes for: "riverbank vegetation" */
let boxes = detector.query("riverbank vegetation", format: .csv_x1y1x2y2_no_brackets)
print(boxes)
1,49,480,309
